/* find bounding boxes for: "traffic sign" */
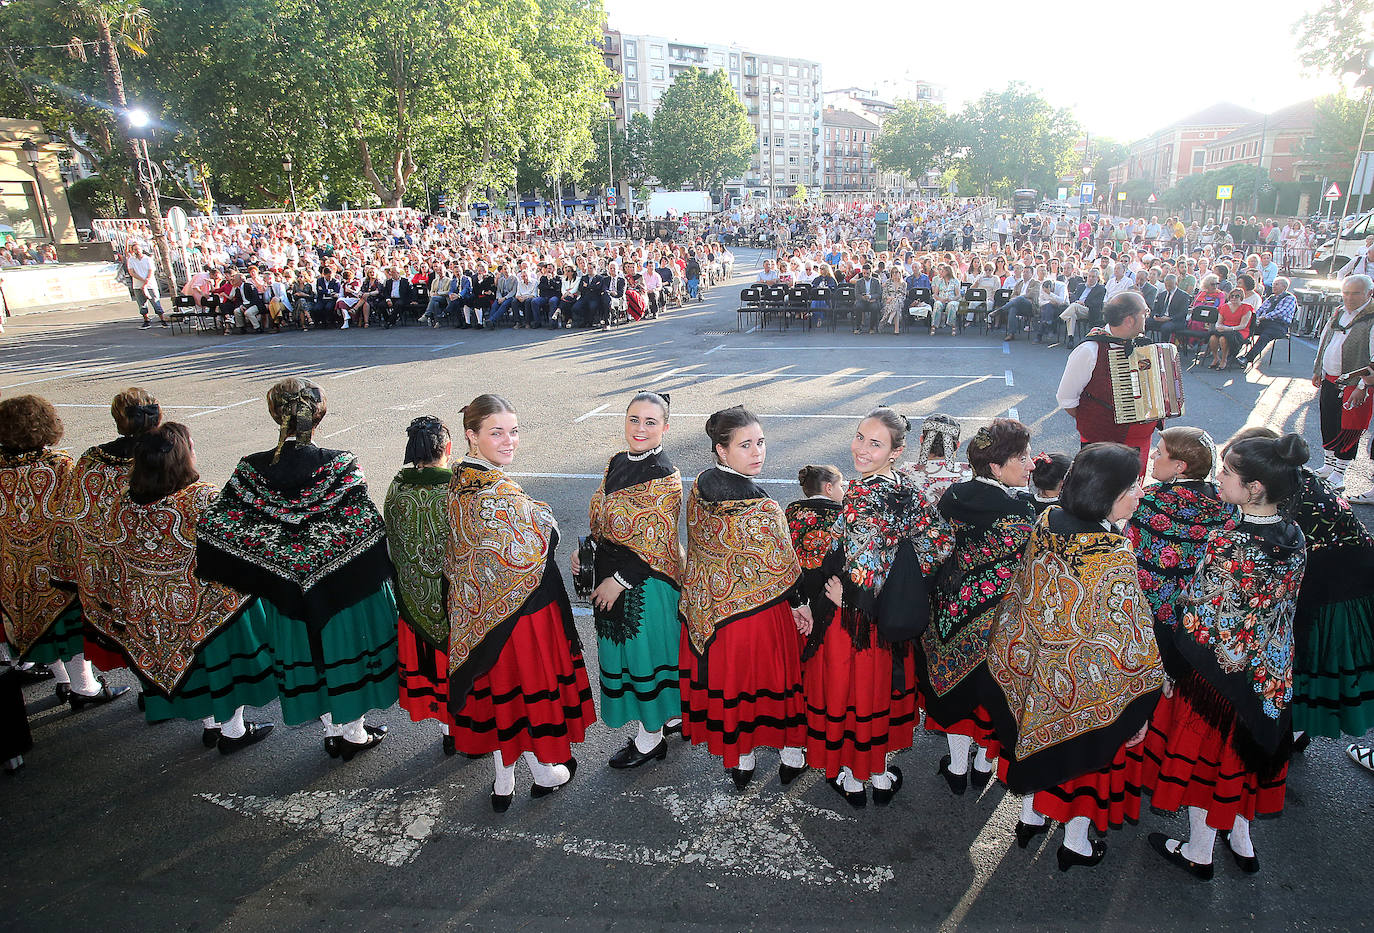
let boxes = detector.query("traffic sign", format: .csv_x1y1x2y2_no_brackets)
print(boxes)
165,206,188,246
1117,191,1126,201
606,192,617,206
1325,183,1342,201
1216,185,1233,200
1147,193,1157,203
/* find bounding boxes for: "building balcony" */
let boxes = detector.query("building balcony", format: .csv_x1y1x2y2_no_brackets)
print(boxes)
605,87,622,99
744,85,758,96
600,38,620,55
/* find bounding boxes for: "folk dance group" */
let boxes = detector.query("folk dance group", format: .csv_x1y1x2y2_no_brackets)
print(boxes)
2,376,1372,886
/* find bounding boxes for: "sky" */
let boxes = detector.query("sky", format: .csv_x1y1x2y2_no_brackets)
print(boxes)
602,0,1343,143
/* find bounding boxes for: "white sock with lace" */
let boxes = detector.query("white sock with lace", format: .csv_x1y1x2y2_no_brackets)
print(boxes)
634,724,663,753
320,713,342,738
1181,806,1216,864
839,765,863,792
780,745,806,768
202,716,218,730
65,653,100,695
340,717,367,743
946,734,971,775
48,661,70,684
665,716,682,730
1062,816,1092,856
0,644,10,665
1228,815,1255,857
492,750,516,796
735,750,757,772
1332,458,1350,485
973,745,993,773
871,754,894,790
1020,795,1047,826
220,706,246,740
524,751,569,787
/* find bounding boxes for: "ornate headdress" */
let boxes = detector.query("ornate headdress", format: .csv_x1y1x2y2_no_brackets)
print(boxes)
920,413,961,463
267,378,325,463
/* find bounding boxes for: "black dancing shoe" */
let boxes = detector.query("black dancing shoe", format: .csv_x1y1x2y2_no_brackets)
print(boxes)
1219,830,1260,874
14,665,54,685
1147,832,1213,881
1292,732,1312,755
53,683,71,703
730,766,754,791
218,722,274,755
609,738,667,769
324,736,342,759
1015,819,1052,849
490,782,513,814
1057,839,1107,872
779,762,807,786
202,727,222,749
442,735,456,756
829,775,867,809
68,683,131,712
937,755,968,796
663,719,685,739
970,764,994,789
531,757,578,798
339,724,387,762
871,766,904,807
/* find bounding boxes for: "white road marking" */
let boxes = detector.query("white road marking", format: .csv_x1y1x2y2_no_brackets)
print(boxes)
329,365,380,380
186,398,257,419
703,343,727,356
54,403,215,410
745,325,758,334
658,372,998,381
1007,407,1020,420
430,341,465,351
1004,369,1014,386
320,423,360,439
701,345,1007,352
938,791,1020,933
573,403,610,423
1003,343,1011,355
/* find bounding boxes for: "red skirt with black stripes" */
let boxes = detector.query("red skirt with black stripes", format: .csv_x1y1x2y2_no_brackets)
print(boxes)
397,621,455,728
803,611,919,781
448,601,595,762
1141,692,1288,828
1006,740,1148,832
680,601,807,768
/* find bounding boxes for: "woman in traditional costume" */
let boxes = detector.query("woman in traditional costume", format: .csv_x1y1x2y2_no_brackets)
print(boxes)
445,394,594,811
910,414,968,507
101,423,275,752
922,418,1037,793
196,378,397,762
984,443,1163,871
785,464,845,610
680,405,809,790
573,391,684,770
1125,427,1236,673
1027,452,1071,515
807,409,954,807
1143,433,1308,881
385,416,457,754
0,394,125,712
63,388,164,699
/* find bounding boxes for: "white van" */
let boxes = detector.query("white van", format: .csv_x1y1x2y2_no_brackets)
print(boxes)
1312,210,1374,273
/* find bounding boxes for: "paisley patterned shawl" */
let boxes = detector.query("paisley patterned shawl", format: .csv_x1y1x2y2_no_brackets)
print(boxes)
63,445,135,633
589,462,683,585
923,481,1036,697
986,511,1163,763
384,467,452,651
445,462,554,672
784,498,841,571
838,467,954,594
85,482,250,695
0,449,79,655
1174,520,1305,754
680,479,800,654
196,450,387,595
1125,480,1236,626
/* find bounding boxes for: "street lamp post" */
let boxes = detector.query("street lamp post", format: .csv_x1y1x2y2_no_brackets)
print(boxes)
20,140,53,242
124,107,178,291
282,155,297,212
605,103,615,224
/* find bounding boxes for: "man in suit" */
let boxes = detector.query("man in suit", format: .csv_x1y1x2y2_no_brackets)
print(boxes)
313,266,343,328
373,265,413,329
853,263,882,334
1146,273,1191,343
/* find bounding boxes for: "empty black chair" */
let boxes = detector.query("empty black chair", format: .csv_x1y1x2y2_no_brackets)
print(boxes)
737,285,762,331
832,283,857,329
906,287,933,323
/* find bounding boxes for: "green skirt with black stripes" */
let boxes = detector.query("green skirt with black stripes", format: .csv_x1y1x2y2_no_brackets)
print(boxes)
21,603,85,666
595,576,681,731
140,601,279,724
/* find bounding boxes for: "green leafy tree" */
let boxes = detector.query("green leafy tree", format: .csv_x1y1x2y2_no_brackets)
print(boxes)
649,68,753,190
1302,92,1366,181
1086,139,1129,193
1293,0,1374,77
947,83,1079,197
871,100,955,182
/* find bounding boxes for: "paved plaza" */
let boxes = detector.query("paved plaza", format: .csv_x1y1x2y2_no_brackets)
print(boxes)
3,249,1372,931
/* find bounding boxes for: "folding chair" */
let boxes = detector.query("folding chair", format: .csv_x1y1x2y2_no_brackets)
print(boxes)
906,287,933,326
168,294,196,335
809,285,834,331
737,286,762,332
832,283,857,331
759,285,788,330
783,285,814,331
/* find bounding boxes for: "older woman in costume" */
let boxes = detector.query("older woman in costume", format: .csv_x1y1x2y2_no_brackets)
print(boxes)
0,395,121,710
680,406,809,790
196,378,397,761
446,394,595,811
98,423,276,751
1143,433,1309,881
985,443,1162,871
385,416,457,755
573,391,684,770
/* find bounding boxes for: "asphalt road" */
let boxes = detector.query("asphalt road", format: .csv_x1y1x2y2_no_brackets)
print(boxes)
3,250,1372,932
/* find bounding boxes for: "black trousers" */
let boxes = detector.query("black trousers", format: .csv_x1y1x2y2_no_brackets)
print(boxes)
854,298,880,331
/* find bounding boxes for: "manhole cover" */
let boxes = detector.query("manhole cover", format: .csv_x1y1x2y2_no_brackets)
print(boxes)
697,330,734,336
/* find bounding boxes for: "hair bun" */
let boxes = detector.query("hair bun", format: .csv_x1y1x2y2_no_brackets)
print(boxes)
1275,433,1310,467
798,466,815,486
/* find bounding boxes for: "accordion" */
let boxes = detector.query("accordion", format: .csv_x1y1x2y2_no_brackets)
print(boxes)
1106,342,1184,424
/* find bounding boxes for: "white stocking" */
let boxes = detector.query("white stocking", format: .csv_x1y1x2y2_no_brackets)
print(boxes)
320,713,343,738
735,750,757,772
634,724,663,753
48,661,70,685
492,749,516,796
340,717,367,743
1228,815,1255,858
0,644,11,665
838,765,863,792
973,745,993,773
524,751,569,787
1062,815,1092,856
1020,795,1046,826
65,653,100,695
780,745,806,768
202,716,218,730
870,753,893,790
1181,806,1216,864
220,706,246,740
946,734,971,775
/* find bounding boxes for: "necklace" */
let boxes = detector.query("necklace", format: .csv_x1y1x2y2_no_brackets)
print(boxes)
1242,512,1282,525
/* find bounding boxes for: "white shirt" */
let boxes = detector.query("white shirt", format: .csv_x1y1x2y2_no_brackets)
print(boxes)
1338,253,1374,280
1056,336,1119,410
1320,300,1374,376
126,253,155,291
1104,273,1134,301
